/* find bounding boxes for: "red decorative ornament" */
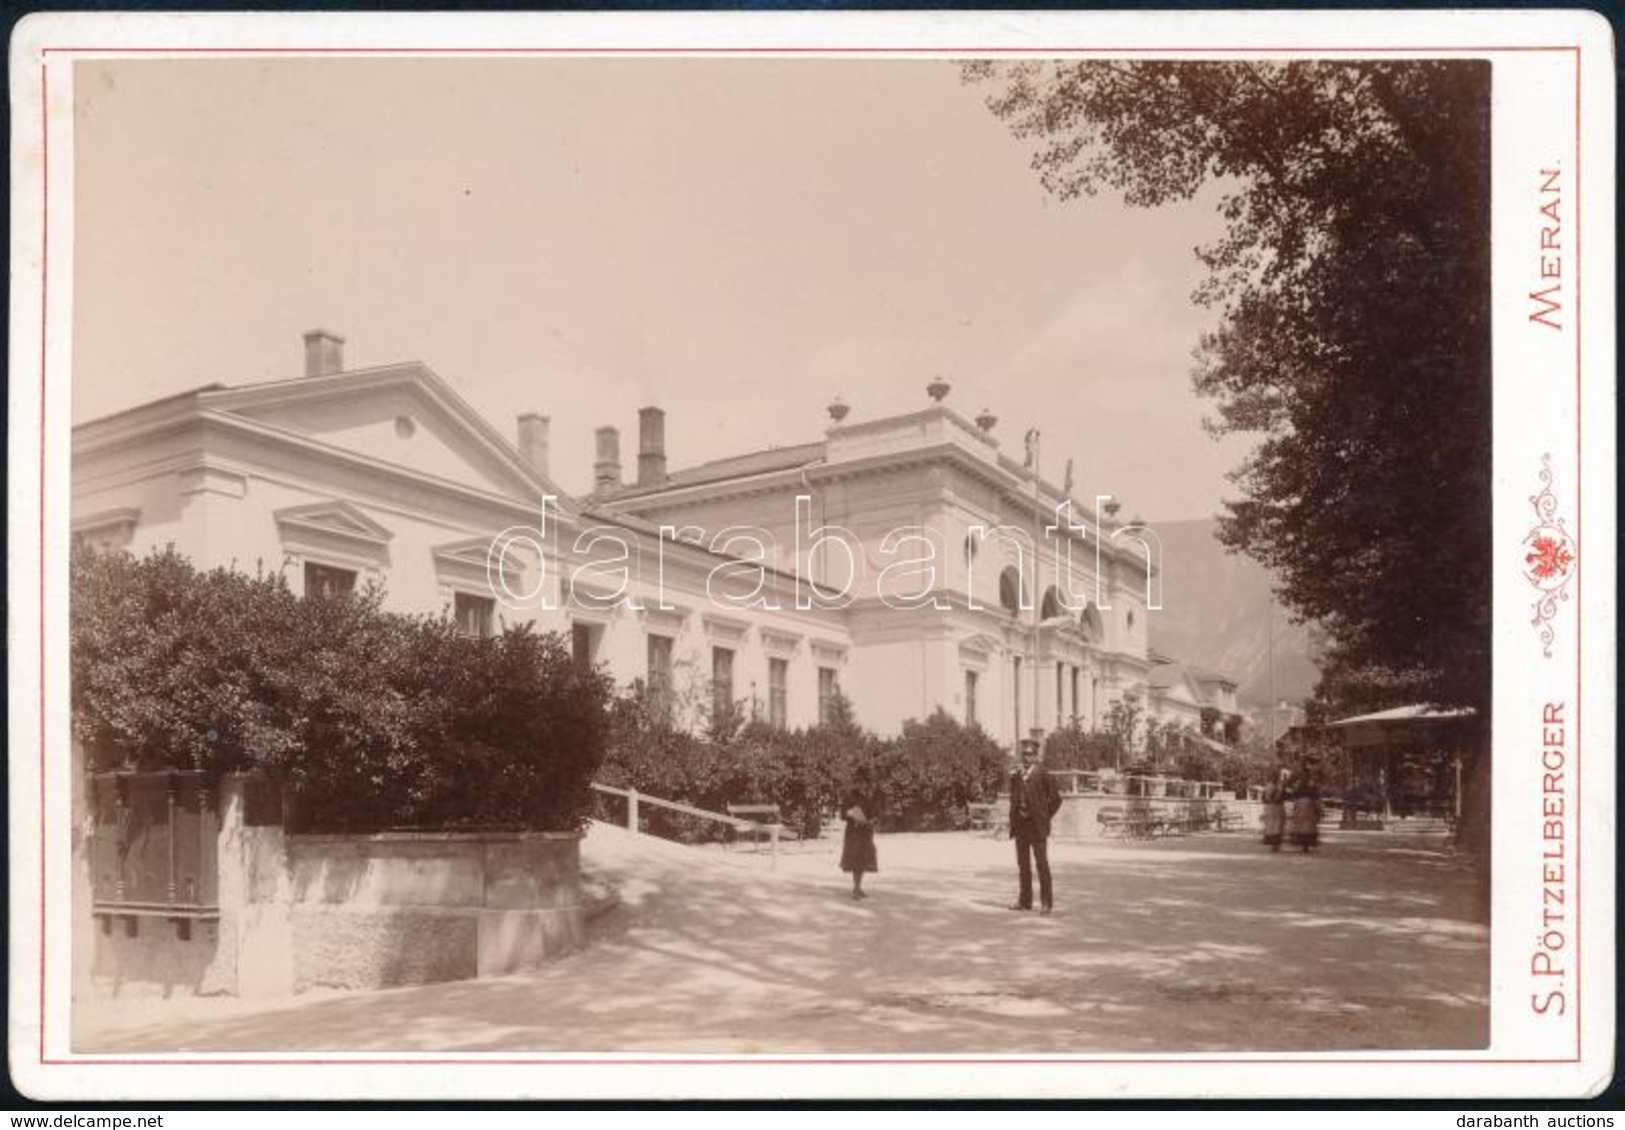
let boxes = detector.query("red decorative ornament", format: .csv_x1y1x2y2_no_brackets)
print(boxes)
1523,455,1577,658
1524,534,1574,580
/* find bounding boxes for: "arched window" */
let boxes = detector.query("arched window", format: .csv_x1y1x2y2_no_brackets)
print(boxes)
1079,602,1105,643
1040,586,1061,620
998,566,1023,615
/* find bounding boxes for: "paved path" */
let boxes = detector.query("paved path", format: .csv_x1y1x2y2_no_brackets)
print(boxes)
76,824,1488,1054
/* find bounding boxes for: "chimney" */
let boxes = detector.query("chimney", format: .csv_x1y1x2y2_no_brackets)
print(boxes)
303,329,345,377
517,413,551,478
594,426,622,491
637,406,667,487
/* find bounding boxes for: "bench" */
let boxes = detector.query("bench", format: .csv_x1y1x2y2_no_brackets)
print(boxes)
1099,803,1179,839
726,803,788,848
968,802,1007,837
1096,806,1133,838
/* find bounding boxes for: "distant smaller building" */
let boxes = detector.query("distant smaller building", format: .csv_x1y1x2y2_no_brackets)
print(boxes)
1244,700,1308,746
1147,651,1244,746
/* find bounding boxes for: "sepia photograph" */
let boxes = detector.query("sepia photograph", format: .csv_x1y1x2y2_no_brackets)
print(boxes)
8,10,1614,1103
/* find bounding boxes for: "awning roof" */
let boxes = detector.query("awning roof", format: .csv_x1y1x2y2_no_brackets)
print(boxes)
1327,705,1476,726
1322,704,1478,751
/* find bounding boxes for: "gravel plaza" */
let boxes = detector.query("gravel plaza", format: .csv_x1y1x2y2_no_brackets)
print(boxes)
76,823,1488,1055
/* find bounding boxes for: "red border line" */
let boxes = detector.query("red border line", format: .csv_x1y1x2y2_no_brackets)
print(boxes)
1571,42,1583,1064
37,44,1583,56
38,1056,1583,1067
36,39,1590,1075
39,59,51,1069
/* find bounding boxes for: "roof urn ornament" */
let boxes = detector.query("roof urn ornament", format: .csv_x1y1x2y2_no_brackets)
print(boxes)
975,409,997,431
926,376,951,403
1103,498,1123,520
827,397,851,424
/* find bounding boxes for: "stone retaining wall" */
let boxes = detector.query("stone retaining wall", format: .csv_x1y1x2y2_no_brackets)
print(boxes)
86,775,586,999
282,830,585,992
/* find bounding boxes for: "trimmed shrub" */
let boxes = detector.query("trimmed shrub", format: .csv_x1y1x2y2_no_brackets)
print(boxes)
597,687,868,842
1042,723,1118,772
854,710,1007,832
599,694,1007,836
70,544,611,832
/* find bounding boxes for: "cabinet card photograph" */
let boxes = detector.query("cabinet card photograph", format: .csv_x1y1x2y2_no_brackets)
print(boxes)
8,9,1614,1103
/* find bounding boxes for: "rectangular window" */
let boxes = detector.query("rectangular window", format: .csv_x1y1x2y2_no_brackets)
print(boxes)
711,646,735,722
454,592,494,638
965,669,978,728
571,621,596,668
647,634,674,717
304,562,356,600
1070,666,1080,725
1056,663,1065,727
769,657,789,729
818,666,840,725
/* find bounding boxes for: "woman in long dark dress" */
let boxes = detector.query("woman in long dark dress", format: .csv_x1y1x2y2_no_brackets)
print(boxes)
1287,776,1323,852
840,800,878,899
1261,769,1289,852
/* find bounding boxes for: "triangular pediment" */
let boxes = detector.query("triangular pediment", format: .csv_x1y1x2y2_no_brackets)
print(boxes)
204,364,567,506
432,535,500,570
433,534,529,592
958,631,1002,656
275,500,394,547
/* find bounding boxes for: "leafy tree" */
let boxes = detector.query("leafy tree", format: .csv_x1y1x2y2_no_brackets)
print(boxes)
965,61,1491,720
1101,697,1142,765
1042,722,1116,772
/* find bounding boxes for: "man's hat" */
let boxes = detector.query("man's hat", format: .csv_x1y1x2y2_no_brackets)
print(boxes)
1019,737,1041,754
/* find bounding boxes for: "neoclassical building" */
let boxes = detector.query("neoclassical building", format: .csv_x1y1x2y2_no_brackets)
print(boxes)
73,330,1170,748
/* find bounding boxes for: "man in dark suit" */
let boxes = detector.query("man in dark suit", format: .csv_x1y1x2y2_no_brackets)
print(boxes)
1009,737,1063,914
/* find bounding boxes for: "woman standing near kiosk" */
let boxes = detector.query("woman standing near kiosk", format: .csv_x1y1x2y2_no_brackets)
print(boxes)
1261,768,1290,852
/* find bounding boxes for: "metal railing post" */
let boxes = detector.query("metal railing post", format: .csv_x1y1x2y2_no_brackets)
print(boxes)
628,787,640,834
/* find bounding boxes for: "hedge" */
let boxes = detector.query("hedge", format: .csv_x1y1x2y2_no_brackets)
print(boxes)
70,544,611,832
597,688,1007,836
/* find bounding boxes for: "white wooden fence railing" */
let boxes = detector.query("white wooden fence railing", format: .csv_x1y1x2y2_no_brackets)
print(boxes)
589,782,782,868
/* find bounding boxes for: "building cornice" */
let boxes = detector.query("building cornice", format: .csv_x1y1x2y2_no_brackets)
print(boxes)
605,440,1153,572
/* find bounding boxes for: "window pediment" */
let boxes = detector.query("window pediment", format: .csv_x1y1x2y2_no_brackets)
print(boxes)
810,639,848,665
275,500,393,550
433,535,524,596
761,630,803,657
276,500,392,576
702,613,750,644
73,507,141,552
958,631,1001,660
638,603,691,635
566,578,633,620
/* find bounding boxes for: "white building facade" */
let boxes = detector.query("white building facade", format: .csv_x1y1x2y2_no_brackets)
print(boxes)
73,332,1164,747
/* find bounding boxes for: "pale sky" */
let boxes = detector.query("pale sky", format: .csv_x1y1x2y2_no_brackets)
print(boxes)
73,57,1253,521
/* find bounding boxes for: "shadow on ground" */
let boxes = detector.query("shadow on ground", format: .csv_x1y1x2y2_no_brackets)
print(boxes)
76,827,1488,1054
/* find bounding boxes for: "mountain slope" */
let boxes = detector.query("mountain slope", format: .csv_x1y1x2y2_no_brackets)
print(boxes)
1146,518,1320,707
